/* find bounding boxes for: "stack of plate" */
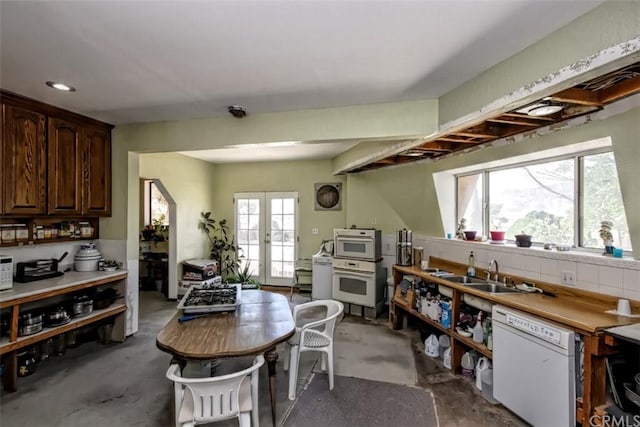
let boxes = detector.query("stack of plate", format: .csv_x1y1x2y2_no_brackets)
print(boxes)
74,243,102,272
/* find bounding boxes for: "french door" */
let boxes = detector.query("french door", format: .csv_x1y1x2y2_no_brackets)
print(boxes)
234,192,298,286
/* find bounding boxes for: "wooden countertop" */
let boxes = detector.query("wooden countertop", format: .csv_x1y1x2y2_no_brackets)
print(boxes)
0,270,127,307
394,262,640,334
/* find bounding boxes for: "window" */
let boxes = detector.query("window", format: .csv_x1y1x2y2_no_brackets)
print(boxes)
457,150,632,251
148,181,169,226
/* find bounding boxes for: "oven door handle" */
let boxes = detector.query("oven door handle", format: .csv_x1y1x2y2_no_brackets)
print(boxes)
335,236,373,242
333,268,374,278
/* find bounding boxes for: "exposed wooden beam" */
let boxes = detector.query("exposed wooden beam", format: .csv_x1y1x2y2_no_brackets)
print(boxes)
374,158,398,165
599,75,640,104
453,131,496,139
549,88,602,106
502,112,555,122
486,118,538,127
437,137,479,143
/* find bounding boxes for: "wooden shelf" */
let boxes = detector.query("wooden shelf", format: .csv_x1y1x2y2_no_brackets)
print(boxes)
394,299,451,335
0,303,126,355
453,332,493,358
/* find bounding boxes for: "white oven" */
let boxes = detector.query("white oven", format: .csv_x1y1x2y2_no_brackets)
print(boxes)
332,258,385,310
333,228,381,261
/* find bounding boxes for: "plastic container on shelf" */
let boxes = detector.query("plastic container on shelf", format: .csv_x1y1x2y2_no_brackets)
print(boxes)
481,368,499,404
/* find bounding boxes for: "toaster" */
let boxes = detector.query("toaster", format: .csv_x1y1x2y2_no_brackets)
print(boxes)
0,255,13,291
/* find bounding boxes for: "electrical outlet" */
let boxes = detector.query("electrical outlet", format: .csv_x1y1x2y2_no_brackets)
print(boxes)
560,271,575,286
312,228,319,235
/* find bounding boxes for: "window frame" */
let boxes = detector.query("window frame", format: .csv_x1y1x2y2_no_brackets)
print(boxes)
455,147,630,254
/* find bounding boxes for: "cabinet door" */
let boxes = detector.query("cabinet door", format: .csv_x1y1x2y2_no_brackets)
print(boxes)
82,126,111,216
2,105,47,214
48,118,82,215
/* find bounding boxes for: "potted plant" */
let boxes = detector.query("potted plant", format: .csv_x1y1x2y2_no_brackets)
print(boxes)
228,263,261,289
198,211,241,279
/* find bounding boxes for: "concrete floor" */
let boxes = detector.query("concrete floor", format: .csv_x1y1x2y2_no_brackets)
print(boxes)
0,290,526,426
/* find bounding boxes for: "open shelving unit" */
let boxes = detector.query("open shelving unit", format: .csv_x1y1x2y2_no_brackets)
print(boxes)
0,271,127,392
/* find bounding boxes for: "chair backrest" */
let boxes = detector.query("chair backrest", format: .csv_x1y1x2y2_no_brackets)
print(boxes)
166,355,264,425
294,299,344,337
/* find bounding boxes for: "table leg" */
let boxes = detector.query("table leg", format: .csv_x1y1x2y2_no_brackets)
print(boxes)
264,347,279,427
2,351,18,392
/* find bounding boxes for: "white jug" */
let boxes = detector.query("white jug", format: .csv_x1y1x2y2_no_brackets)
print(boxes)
443,347,451,369
425,334,439,358
475,357,491,390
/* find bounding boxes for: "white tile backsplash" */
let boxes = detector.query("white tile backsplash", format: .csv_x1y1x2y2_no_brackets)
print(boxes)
623,269,640,291
511,254,526,271
577,263,599,286
598,266,623,289
422,236,640,301
524,256,541,273
539,258,559,278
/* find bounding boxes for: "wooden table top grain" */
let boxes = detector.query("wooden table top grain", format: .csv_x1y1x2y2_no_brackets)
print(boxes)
156,290,296,360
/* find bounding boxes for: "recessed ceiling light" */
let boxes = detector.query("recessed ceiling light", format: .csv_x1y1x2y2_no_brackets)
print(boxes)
45,81,76,92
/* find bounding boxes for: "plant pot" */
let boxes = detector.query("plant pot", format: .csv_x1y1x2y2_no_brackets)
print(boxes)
490,231,505,241
515,234,532,247
463,231,477,241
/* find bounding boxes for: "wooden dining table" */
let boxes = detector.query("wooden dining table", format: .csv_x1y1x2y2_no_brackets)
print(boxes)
156,290,296,426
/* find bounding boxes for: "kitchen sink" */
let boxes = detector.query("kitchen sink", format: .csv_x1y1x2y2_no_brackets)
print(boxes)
464,283,521,294
442,275,486,285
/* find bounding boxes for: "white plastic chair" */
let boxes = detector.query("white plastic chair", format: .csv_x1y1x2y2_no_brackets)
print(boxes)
166,355,265,427
283,299,344,400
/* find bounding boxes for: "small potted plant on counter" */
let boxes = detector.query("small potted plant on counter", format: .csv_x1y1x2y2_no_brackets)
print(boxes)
599,220,614,255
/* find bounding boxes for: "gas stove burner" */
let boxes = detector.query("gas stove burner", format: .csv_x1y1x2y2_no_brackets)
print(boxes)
177,284,241,313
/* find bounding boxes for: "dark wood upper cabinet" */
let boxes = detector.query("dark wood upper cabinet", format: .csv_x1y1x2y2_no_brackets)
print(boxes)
2,104,47,214
48,118,83,215
1,90,113,220
82,126,111,216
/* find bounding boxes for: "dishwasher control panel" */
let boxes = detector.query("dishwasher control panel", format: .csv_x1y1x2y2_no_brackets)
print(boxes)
505,313,562,345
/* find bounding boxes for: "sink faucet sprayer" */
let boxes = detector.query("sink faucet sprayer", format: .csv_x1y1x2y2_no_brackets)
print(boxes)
487,259,499,282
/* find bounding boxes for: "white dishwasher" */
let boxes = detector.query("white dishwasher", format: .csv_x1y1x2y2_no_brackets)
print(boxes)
492,305,575,427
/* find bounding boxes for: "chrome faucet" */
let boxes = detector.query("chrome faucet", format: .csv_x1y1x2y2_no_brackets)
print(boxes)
487,259,499,282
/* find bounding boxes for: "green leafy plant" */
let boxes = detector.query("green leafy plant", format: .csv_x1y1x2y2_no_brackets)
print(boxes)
198,212,241,279
228,262,261,288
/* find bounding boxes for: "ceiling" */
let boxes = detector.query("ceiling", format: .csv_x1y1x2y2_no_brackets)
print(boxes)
0,0,605,162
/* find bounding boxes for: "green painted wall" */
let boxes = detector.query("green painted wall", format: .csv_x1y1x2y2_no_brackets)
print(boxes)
345,107,640,258
210,159,347,259
439,0,640,124
139,153,216,262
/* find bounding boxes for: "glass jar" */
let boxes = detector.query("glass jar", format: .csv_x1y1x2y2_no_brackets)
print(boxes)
1,225,16,244
17,348,38,377
36,226,44,240
15,224,28,243
40,338,54,361
52,334,66,357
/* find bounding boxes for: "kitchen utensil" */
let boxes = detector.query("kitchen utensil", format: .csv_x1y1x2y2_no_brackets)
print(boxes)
18,312,44,336
178,313,212,323
40,338,54,361
94,288,119,310
45,306,71,327
15,259,63,283
72,295,94,317
634,373,640,394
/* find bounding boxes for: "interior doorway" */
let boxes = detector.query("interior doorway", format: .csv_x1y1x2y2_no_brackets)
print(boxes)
139,178,177,298
234,192,298,286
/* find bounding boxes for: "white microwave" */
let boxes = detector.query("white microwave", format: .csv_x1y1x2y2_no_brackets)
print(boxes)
0,255,13,291
333,228,381,261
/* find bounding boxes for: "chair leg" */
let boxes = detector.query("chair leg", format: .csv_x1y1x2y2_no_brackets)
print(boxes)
320,352,327,371
239,411,251,427
283,344,290,372
288,345,299,400
251,369,259,427
327,346,335,391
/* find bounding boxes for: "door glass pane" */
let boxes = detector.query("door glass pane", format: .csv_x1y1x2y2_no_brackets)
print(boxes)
489,159,574,243
457,174,483,234
270,197,295,279
582,152,632,251
236,197,261,279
